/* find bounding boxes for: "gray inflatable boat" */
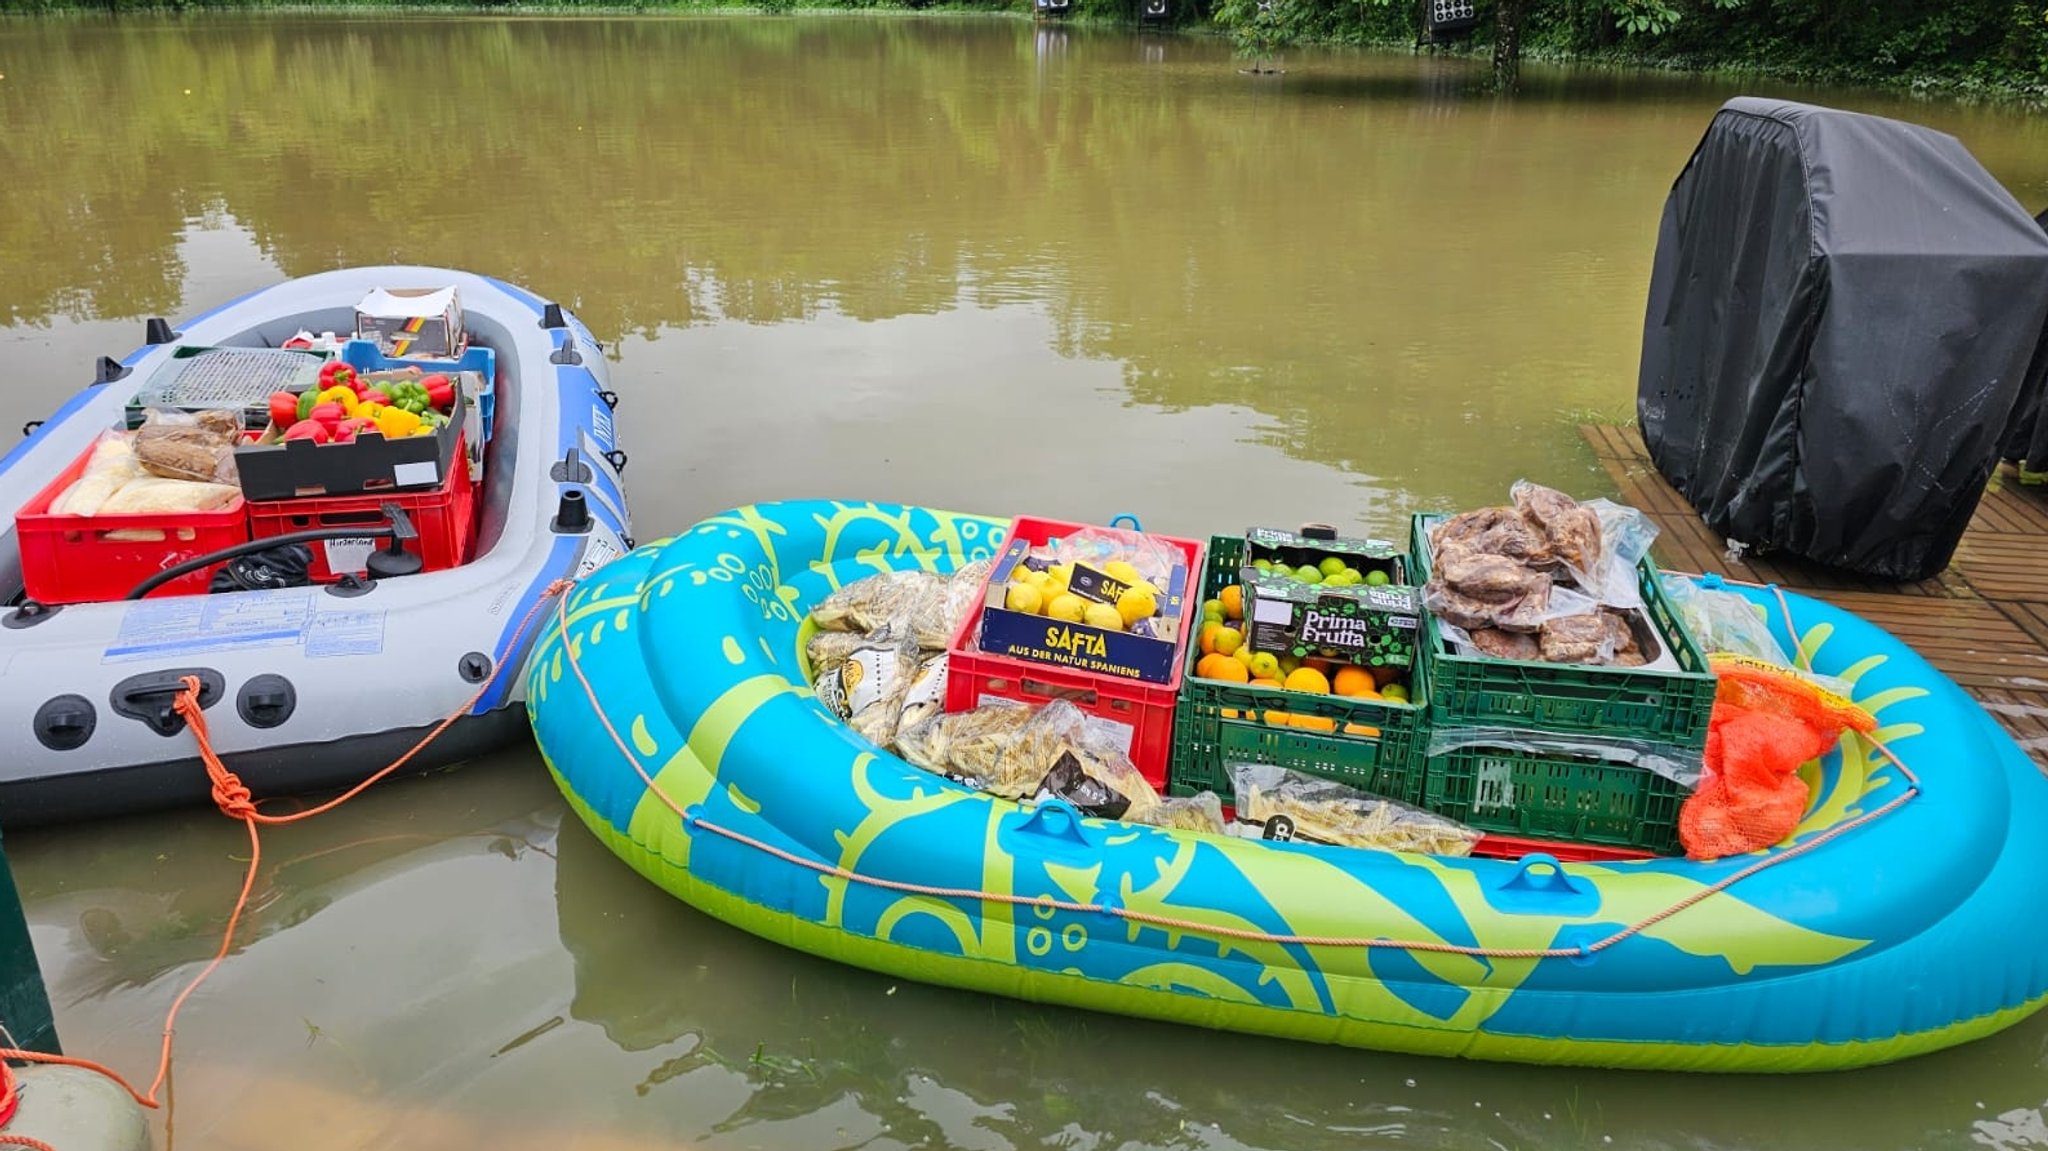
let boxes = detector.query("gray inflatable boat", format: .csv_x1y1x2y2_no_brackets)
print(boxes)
0,266,632,827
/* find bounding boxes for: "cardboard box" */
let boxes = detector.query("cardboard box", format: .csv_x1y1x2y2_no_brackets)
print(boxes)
1245,572,1422,669
355,285,465,359
971,522,1199,685
1241,525,1406,585
1238,526,1418,667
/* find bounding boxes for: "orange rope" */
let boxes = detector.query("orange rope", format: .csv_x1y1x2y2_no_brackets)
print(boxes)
0,1062,52,1150
0,578,575,1137
556,582,1924,962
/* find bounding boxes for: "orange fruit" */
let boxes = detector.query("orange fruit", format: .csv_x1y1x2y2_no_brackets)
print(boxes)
1249,677,1284,689
1283,666,1331,695
1290,714,1338,733
1199,622,1222,655
1263,709,1293,726
1332,667,1375,697
1219,584,1245,621
1342,723,1383,737
1198,653,1250,683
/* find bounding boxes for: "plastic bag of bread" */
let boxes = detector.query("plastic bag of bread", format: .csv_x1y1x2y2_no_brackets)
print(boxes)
48,430,144,517
811,569,948,636
893,698,1034,784
132,408,242,485
893,653,949,735
807,624,894,681
1029,736,1162,823
1228,763,1481,856
1125,790,1227,835
911,557,996,652
814,630,920,750
97,476,241,515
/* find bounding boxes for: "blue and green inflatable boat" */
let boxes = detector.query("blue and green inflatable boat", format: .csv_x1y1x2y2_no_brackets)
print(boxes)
525,500,2048,1074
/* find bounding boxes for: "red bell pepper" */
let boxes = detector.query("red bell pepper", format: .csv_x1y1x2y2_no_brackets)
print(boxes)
421,374,456,412
309,402,347,431
317,361,357,391
361,389,392,407
268,391,300,431
283,419,330,444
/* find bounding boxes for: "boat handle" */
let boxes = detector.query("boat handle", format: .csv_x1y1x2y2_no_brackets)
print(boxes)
110,668,225,737
1496,853,1588,897
1017,797,1092,848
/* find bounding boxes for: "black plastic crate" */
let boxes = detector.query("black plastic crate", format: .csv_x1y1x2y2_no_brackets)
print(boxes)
232,382,467,501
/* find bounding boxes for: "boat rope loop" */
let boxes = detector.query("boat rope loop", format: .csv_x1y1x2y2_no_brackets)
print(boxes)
560,570,1924,962
0,578,577,1144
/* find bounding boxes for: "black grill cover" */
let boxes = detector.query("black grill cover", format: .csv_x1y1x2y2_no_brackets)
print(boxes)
1637,97,2048,581
1996,206,2048,473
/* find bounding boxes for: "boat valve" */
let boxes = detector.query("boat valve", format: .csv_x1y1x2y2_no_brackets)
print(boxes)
553,489,593,535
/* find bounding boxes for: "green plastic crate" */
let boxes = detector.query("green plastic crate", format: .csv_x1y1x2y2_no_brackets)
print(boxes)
1167,535,1428,805
1421,743,1686,854
1409,512,1716,749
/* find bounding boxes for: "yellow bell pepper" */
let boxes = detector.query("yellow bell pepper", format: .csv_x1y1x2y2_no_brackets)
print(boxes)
376,407,423,441
317,385,360,417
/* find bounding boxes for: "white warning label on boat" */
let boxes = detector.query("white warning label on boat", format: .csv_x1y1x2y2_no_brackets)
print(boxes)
105,591,315,662
575,531,624,580
306,612,387,659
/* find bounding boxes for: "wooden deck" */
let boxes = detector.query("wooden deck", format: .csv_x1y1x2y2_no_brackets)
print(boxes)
1580,423,2048,763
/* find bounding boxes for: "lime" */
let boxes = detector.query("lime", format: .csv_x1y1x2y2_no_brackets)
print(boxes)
1364,569,1391,587
1379,683,1409,704
1295,564,1324,584
1318,556,1347,577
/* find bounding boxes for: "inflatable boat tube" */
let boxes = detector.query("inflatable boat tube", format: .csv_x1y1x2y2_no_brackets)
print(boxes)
527,500,2048,1073
0,266,632,827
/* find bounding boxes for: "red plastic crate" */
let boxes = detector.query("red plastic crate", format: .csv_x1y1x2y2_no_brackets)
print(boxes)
14,442,250,604
945,515,1205,791
1469,833,1656,863
245,433,475,582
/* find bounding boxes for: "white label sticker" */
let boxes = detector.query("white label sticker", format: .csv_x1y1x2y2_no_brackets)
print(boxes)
575,532,623,580
324,537,378,574
393,460,440,487
1086,714,1136,755
1252,597,1293,626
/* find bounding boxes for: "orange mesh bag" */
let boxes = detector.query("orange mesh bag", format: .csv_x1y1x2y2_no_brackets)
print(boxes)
1679,654,1878,860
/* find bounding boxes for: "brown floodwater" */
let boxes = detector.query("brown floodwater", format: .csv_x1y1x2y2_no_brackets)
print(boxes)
3,13,2048,1149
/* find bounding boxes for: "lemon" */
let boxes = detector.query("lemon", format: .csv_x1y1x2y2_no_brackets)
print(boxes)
1117,585,1158,625
1044,565,1074,596
1233,646,1257,672
1083,602,1124,631
1248,651,1281,680
1103,559,1143,585
1213,626,1244,657
1046,593,1086,623
1005,581,1045,615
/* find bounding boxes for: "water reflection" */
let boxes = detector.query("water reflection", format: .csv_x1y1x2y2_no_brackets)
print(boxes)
5,15,2044,518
